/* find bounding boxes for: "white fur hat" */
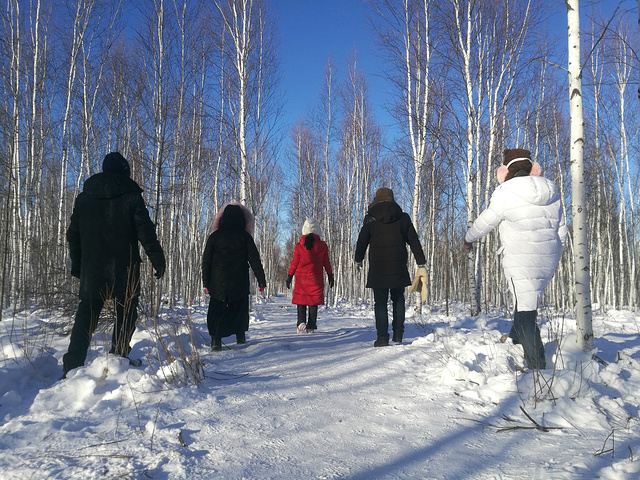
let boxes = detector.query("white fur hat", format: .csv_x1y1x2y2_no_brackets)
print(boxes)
302,217,322,237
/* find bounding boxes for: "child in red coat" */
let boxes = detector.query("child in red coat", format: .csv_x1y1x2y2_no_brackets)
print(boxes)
286,218,334,332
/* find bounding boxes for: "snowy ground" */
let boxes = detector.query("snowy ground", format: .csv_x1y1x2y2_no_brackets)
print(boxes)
0,295,639,479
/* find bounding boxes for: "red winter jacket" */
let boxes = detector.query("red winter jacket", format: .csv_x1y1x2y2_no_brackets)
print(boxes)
288,235,333,306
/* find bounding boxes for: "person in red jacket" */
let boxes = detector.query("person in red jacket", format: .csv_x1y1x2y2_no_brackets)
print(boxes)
286,218,334,332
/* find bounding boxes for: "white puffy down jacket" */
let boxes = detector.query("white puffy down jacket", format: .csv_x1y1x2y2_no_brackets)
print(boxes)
465,175,568,311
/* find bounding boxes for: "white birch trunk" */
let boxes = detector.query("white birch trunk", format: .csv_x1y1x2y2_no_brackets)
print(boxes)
567,0,593,350
7,0,23,305
452,0,480,316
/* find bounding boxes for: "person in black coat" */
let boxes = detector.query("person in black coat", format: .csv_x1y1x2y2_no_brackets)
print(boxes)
355,187,426,347
202,203,266,350
63,152,166,377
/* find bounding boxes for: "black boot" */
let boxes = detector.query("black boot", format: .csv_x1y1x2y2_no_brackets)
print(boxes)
374,335,389,347
62,355,82,379
392,331,403,343
236,332,246,344
513,310,546,369
211,336,222,351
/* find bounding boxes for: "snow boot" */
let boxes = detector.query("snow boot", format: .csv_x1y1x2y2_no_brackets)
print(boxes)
236,332,246,345
374,335,389,347
128,358,143,367
392,331,403,343
62,355,82,379
297,305,308,333
108,347,142,367
211,336,222,351
513,310,546,369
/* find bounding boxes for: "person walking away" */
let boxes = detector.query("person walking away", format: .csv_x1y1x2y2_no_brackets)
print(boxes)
286,218,334,333
465,148,567,370
202,203,266,351
355,188,427,347
63,152,166,378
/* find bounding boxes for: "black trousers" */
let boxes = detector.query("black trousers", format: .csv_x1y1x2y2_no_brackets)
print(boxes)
63,295,139,375
207,296,250,339
297,305,318,329
509,309,546,369
373,287,405,339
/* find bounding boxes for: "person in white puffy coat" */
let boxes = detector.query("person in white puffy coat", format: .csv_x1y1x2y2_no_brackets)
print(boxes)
465,148,568,369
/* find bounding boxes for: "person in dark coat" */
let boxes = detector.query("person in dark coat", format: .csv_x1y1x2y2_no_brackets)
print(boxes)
202,203,266,350
63,152,166,377
286,218,334,333
355,187,426,347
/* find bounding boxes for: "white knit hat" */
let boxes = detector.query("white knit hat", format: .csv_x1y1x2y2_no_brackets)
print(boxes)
302,217,322,236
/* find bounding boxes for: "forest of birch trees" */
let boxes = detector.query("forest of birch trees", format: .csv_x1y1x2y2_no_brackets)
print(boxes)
1,0,639,320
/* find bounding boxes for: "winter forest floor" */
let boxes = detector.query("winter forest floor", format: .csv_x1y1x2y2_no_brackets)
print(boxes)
0,295,639,479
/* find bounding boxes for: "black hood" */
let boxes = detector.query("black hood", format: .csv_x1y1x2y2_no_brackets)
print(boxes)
219,204,247,230
368,201,402,224
82,172,142,200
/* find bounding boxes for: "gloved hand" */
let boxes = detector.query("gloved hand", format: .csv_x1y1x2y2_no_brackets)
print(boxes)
409,266,429,303
328,273,335,288
154,267,165,279
259,287,265,292
355,261,362,271
463,241,474,251
286,274,293,289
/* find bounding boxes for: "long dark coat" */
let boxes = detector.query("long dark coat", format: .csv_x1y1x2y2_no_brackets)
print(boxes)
201,207,266,302
288,235,332,306
355,201,426,289
202,205,266,337
66,172,166,300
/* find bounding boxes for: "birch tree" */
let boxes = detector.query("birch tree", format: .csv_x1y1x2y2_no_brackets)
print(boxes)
443,0,483,315
370,0,434,310
3,0,24,307
57,0,93,248
567,0,593,350
331,55,383,301
609,25,637,308
318,57,337,299
370,0,433,226
215,0,254,205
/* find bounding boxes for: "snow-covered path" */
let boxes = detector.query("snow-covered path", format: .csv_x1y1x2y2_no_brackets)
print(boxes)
1,296,639,479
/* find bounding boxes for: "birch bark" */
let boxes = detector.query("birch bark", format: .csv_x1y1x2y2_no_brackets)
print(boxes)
567,0,593,350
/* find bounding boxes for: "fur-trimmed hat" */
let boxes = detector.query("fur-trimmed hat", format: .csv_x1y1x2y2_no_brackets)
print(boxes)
212,202,255,235
302,217,322,237
102,152,130,177
497,148,542,184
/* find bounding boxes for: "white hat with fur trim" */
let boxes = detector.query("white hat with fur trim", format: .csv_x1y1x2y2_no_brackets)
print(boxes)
302,217,322,237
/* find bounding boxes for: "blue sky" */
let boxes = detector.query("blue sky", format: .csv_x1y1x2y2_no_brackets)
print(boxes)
271,0,637,141
272,0,393,133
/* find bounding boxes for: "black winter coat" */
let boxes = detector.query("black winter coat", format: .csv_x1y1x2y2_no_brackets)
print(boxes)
202,225,266,302
66,172,166,300
355,201,426,289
